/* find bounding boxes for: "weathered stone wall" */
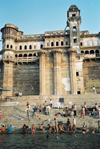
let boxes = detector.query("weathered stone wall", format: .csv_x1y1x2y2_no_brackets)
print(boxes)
45,53,54,95
83,60,100,93
13,63,39,96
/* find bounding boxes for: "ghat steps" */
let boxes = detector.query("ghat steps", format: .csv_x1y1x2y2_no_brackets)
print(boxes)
0,94,100,130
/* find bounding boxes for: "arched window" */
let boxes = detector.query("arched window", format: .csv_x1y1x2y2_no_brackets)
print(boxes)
95,50,99,57
61,41,63,46
7,45,9,48
90,50,94,54
85,51,89,54
51,42,54,46
40,44,43,49
19,45,22,50
56,42,59,46
80,42,83,46
29,53,32,57
29,45,32,49
10,45,13,49
81,51,84,53
33,53,36,56
24,45,27,50
15,54,17,57
73,26,76,31
19,54,22,57
24,54,27,57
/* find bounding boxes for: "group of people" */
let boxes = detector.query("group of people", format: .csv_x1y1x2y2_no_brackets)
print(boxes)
20,116,100,135
0,124,12,132
25,99,53,121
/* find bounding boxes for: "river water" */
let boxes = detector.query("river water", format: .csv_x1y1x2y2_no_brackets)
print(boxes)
0,133,100,149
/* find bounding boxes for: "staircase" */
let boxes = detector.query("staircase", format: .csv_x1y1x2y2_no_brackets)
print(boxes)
0,94,100,130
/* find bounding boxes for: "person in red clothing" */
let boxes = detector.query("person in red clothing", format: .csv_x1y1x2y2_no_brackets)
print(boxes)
0,109,1,120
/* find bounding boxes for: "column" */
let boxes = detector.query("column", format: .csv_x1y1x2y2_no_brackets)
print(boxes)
68,48,77,94
2,62,14,96
53,50,62,95
39,50,47,95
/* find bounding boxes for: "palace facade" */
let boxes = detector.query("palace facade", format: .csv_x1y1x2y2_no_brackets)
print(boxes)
0,5,100,96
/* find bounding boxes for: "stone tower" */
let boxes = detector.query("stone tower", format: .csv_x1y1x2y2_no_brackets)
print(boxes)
67,5,81,53
1,24,18,96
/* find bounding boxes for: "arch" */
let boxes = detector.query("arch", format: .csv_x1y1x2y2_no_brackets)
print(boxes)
10,45,13,49
24,45,27,50
29,45,32,49
51,42,54,46
19,45,22,50
40,44,43,49
95,50,99,54
85,51,89,54
23,54,27,57
61,41,64,46
56,41,59,46
19,54,22,57
33,53,36,56
7,45,9,48
29,53,32,57
81,51,84,53
90,50,94,54
15,54,17,57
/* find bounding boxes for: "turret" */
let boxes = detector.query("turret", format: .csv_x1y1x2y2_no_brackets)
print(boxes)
67,5,81,53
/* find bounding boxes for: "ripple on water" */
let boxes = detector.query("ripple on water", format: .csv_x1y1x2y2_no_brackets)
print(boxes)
0,133,100,149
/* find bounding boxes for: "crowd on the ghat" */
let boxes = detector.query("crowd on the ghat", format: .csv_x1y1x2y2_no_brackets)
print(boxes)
0,99,100,135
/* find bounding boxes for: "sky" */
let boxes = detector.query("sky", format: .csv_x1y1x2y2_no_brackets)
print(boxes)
0,0,100,50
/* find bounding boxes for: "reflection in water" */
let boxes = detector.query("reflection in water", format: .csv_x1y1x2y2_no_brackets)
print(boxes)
0,133,100,149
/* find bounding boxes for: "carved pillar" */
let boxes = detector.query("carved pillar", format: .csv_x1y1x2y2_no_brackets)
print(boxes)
2,62,14,96
39,50,47,95
52,50,62,95
68,48,77,94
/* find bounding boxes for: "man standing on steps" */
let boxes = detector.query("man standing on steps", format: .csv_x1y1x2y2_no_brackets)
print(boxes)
0,109,1,121
26,107,30,121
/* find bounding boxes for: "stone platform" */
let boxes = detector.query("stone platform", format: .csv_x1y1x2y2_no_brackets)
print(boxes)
0,94,100,131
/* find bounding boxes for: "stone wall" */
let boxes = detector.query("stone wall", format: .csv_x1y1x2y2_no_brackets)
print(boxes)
13,63,39,96
83,60,100,93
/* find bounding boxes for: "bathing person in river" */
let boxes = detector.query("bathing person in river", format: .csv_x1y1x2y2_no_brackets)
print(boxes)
21,124,27,132
98,120,100,133
48,124,52,133
91,129,95,134
39,124,45,131
0,124,6,132
82,124,88,134
31,123,36,134
54,118,58,134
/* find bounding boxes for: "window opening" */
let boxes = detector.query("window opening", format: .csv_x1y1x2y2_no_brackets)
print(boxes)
73,26,76,31
76,72,79,76
29,45,32,49
74,38,77,43
56,42,59,46
90,41,93,46
7,45,9,48
24,45,27,50
80,42,82,46
51,42,54,46
72,14,76,17
77,91,81,94
19,46,22,50
40,44,43,49
61,41,63,46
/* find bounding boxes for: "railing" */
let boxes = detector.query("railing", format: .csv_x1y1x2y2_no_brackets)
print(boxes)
15,57,39,62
